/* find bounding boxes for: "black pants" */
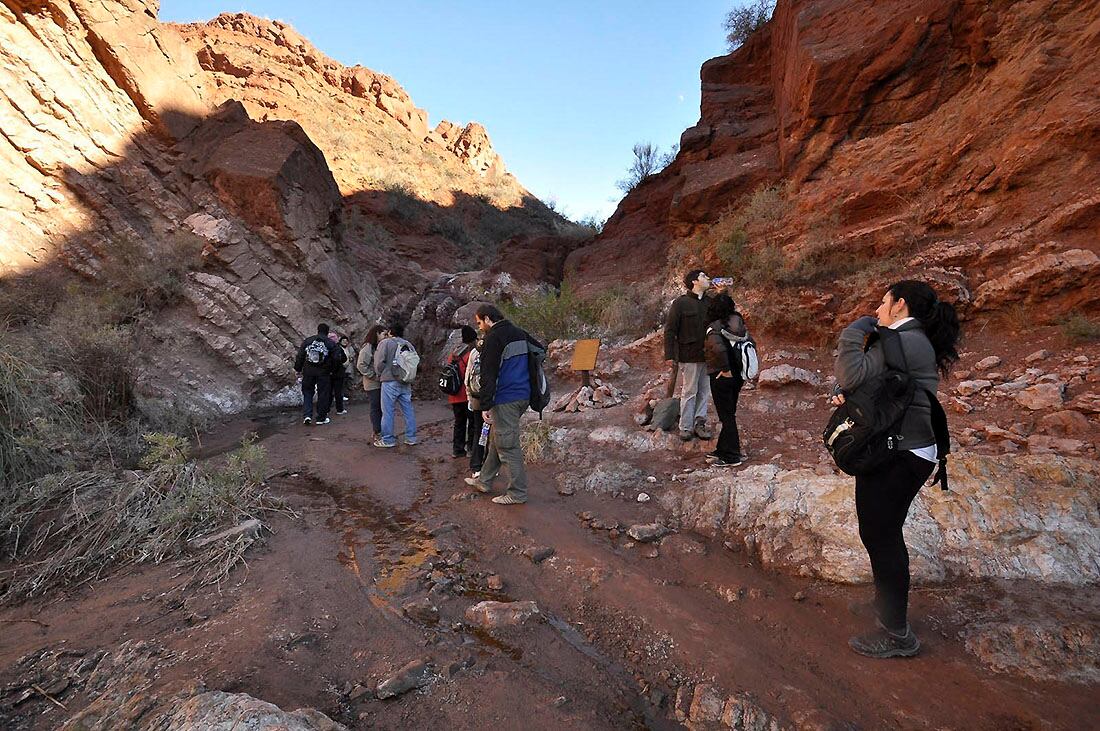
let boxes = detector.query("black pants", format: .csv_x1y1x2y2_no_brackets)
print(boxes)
329,373,346,412
366,387,382,435
451,402,471,456
709,373,744,460
301,372,331,420
855,452,936,632
468,409,484,471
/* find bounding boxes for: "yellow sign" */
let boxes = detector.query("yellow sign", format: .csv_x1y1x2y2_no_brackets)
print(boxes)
571,339,601,372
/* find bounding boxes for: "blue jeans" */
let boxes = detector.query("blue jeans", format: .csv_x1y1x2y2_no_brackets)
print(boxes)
380,381,416,445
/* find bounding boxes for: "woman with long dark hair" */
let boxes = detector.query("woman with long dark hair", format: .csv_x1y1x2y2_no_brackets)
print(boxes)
357,324,387,437
832,280,959,658
703,293,748,466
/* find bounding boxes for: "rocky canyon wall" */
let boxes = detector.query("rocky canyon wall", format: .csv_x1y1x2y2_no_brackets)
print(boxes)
569,0,1100,326
0,0,574,415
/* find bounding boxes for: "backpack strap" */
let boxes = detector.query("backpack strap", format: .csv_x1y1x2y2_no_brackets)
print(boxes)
927,389,951,491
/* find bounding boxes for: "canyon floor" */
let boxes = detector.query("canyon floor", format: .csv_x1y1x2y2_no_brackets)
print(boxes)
1,391,1097,730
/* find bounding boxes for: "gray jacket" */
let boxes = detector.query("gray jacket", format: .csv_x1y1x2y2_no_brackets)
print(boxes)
834,318,938,449
357,342,380,390
374,336,413,383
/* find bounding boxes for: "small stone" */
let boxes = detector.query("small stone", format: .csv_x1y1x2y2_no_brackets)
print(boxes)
349,684,370,701
956,380,993,397
376,659,431,699
793,591,807,602
557,485,575,496
1025,349,1051,363
637,492,651,503
553,696,569,708
578,511,595,522
608,529,620,539
187,519,262,549
645,549,659,559
722,541,741,553
975,356,1002,370
627,523,668,543
465,600,540,628
523,546,555,563
430,523,458,536
646,476,657,483
402,598,439,625
487,575,504,591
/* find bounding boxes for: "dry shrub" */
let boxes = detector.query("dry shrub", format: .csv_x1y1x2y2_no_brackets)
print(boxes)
1060,313,1100,343
502,281,660,342
0,433,286,604
521,420,553,463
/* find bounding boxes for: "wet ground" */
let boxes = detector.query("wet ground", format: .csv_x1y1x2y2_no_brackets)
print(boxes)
1,399,1097,729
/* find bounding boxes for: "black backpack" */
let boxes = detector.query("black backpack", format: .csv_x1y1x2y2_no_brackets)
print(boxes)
526,337,551,417
438,348,467,396
822,329,950,490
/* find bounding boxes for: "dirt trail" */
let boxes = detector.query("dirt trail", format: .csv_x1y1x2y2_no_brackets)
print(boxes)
1,400,1096,729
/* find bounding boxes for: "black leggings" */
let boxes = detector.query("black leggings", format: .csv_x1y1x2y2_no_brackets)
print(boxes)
855,452,936,632
709,373,744,459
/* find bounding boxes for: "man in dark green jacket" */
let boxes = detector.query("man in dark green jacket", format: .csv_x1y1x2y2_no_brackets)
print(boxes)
664,269,712,440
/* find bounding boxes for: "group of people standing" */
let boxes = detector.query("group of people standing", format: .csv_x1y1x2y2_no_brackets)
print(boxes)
665,269,961,660
294,303,541,506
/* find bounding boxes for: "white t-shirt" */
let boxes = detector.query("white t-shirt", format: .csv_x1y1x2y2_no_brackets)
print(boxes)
888,317,937,463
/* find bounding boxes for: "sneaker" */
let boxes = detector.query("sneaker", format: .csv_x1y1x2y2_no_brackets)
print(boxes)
705,451,720,462
694,419,713,440
316,417,331,425
303,416,312,425
679,429,694,442
464,477,490,493
404,438,417,446
453,451,468,459
711,457,743,467
492,494,527,505
335,409,348,415
848,624,920,658
373,438,395,448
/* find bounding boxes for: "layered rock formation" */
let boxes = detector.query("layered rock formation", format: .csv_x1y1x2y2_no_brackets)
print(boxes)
569,0,1100,323
1,1,573,414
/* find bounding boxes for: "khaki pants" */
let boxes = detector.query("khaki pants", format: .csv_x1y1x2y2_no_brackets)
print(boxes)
480,399,529,501
677,361,711,432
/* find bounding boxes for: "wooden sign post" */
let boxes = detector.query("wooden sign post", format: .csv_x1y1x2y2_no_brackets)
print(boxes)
571,339,601,387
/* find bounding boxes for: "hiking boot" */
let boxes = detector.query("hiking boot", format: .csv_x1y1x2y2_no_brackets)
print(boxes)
848,624,920,658
492,494,527,505
679,429,694,441
303,416,312,425
316,417,331,425
464,477,490,493
373,438,395,448
694,419,713,440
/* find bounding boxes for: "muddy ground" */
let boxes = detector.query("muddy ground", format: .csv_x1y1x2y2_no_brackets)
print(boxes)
1,389,1097,729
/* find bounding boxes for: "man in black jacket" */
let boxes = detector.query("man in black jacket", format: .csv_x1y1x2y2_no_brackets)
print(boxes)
664,269,713,441
294,323,344,425
465,304,542,505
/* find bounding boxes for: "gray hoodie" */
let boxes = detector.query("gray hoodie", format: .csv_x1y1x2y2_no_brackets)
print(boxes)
374,336,414,383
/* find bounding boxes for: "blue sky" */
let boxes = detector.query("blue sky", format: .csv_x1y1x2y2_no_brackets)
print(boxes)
161,1,735,222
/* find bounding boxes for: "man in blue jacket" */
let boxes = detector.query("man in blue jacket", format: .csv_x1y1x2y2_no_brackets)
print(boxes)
465,304,540,505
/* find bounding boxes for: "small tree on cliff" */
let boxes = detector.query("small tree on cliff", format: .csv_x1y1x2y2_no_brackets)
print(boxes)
725,0,775,51
616,143,679,194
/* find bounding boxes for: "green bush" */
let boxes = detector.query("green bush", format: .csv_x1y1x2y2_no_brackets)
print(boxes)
502,281,660,342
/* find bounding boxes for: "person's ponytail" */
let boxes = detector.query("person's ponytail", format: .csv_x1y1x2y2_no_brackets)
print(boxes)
887,280,960,377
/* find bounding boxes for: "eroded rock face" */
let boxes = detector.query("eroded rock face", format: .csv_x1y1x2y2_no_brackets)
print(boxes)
657,453,1100,584
567,0,1100,325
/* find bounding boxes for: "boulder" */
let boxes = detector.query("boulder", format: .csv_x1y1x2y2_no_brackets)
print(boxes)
161,692,346,730
1016,382,1066,411
975,356,1002,370
757,365,822,388
1038,410,1092,436
464,600,540,628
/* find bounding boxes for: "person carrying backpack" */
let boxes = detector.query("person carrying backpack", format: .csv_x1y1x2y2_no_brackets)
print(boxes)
831,280,959,659
372,322,418,448
357,325,387,437
443,326,479,459
703,293,752,467
463,304,543,505
294,322,337,425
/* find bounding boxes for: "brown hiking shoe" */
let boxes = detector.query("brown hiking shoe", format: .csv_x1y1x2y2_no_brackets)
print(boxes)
848,624,920,658
694,419,713,440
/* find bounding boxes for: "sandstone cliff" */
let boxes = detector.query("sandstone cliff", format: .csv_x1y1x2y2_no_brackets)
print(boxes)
569,0,1100,327
0,1,575,415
